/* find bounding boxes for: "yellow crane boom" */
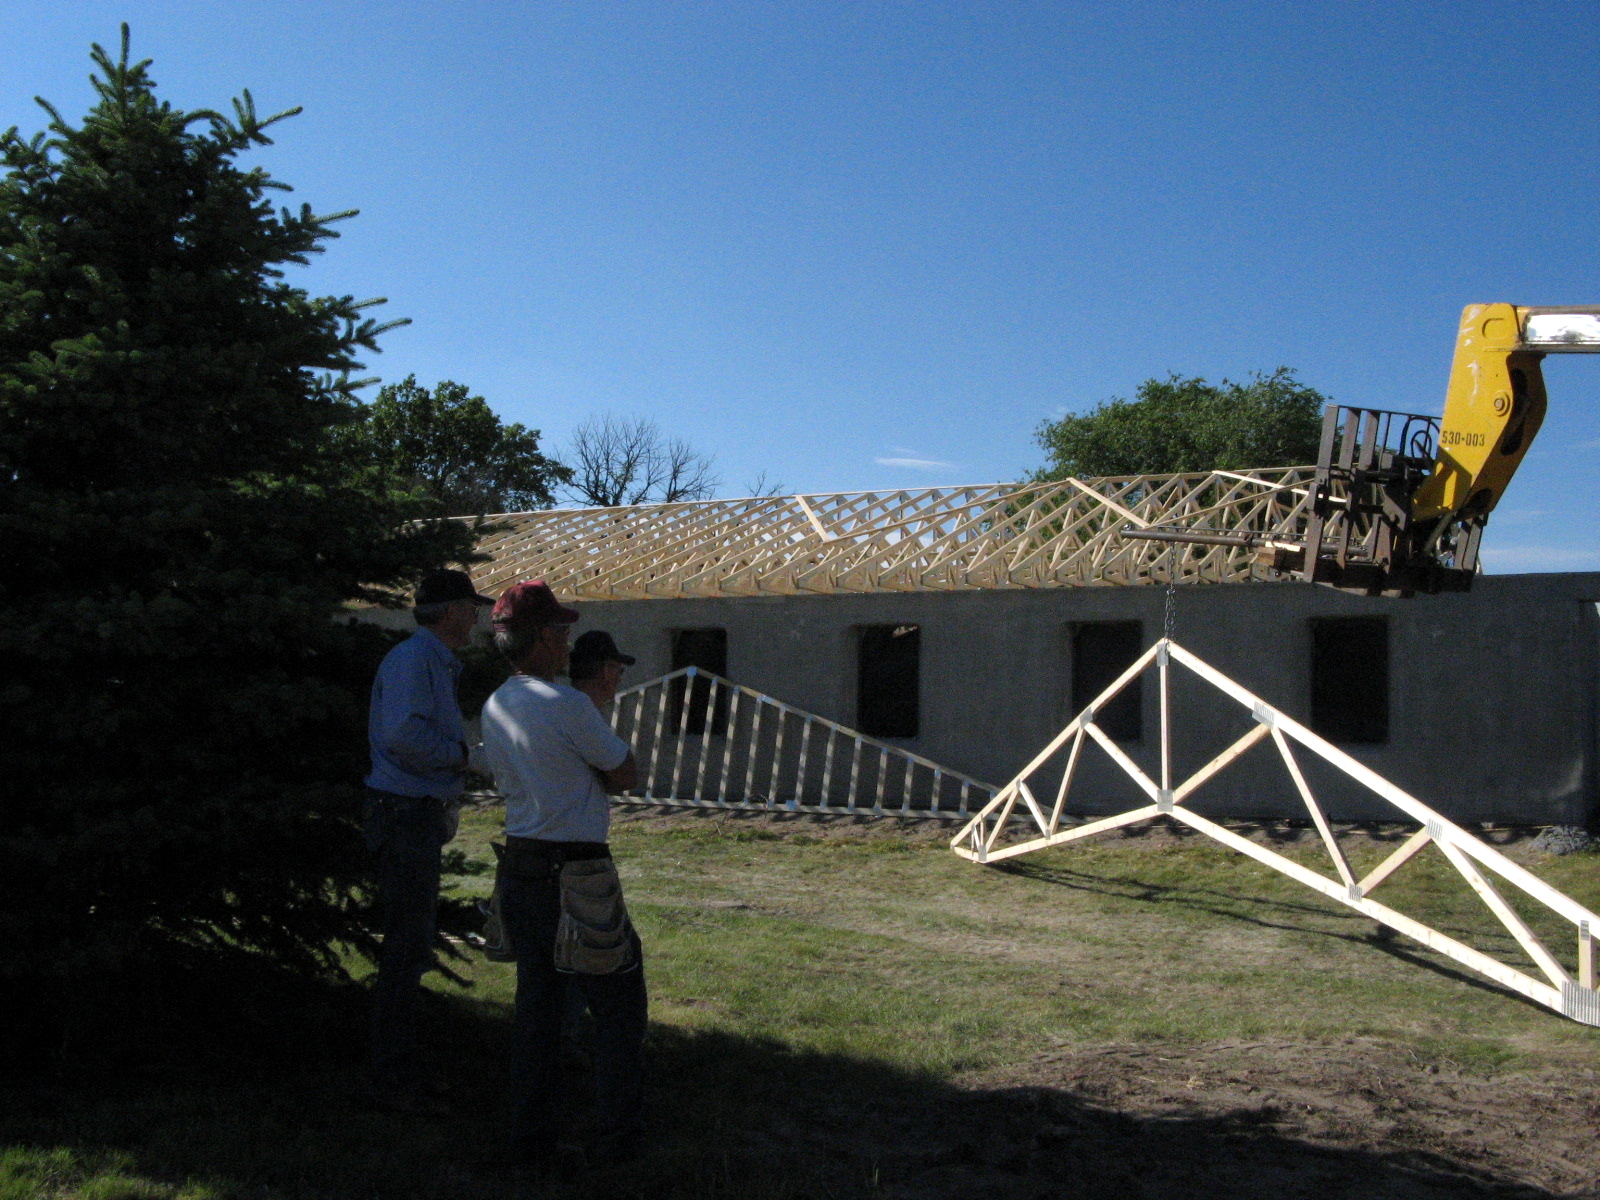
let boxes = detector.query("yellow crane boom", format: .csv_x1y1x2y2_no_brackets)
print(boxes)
1128,303,1600,595
1416,303,1600,522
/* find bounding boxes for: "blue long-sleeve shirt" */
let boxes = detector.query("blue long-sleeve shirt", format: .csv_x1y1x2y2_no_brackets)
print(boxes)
365,627,468,801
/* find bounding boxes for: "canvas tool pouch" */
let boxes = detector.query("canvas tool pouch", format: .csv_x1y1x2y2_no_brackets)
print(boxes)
554,857,636,975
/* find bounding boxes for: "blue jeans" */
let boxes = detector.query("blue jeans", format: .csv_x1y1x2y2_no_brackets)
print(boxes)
363,789,450,1089
500,848,648,1157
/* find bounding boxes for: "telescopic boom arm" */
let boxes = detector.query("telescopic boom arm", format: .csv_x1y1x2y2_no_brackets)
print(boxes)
1126,303,1600,595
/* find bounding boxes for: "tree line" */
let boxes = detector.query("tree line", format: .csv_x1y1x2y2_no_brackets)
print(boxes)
345,380,729,516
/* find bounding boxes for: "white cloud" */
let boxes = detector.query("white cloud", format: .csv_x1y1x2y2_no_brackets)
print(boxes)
875,456,956,470
1479,545,1600,572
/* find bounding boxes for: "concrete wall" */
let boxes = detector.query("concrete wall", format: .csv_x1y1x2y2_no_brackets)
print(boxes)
559,574,1600,825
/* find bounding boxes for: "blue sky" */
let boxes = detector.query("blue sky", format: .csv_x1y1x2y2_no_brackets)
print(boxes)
6,1,1600,570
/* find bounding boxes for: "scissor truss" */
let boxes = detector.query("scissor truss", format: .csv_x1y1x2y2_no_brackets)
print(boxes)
950,639,1600,1026
465,468,1322,599
610,667,997,818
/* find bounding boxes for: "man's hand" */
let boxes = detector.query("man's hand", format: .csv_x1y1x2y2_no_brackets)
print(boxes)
599,752,638,794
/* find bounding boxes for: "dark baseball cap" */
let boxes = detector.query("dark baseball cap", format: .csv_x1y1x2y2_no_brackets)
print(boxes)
570,630,636,667
415,569,494,607
491,579,579,631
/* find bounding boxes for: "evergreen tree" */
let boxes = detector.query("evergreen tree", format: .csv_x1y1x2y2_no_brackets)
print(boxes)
341,375,571,516
1034,368,1327,479
0,30,475,1043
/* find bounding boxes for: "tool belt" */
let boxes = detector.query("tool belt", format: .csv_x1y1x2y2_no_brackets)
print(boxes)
505,836,613,869
484,837,638,974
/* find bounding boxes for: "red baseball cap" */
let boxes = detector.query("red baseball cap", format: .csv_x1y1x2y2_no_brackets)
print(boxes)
491,579,579,631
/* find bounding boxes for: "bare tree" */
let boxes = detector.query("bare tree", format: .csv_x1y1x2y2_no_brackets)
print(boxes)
744,470,788,497
563,415,720,507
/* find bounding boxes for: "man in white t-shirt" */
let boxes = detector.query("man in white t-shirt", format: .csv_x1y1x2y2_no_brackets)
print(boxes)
480,580,645,1174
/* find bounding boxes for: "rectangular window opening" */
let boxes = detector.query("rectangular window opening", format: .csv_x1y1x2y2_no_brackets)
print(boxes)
857,624,920,738
1310,616,1388,744
1071,621,1143,742
669,628,729,735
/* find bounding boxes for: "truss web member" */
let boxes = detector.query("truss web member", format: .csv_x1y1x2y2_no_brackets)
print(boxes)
363,568,493,1111
482,581,646,1171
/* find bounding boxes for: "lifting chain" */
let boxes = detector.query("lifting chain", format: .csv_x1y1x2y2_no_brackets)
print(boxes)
1163,545,1178,644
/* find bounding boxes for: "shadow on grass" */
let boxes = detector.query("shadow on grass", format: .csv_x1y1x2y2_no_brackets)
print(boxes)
0,965,1561,1200
992,854,1564,1020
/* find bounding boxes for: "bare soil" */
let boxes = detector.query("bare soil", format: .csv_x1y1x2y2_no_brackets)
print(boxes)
609,809,1600,1199
854,1038,1600,1199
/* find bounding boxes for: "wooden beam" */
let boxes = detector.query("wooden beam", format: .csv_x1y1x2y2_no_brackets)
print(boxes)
1434,837,1571,989
1167,642,1600,932
1357,826,1432,896
953,805,1162,863
1272,728,1357,890
1170,723,1271,805
1169,806,1562,1014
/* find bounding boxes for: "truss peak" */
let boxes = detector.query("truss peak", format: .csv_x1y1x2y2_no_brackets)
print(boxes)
951,638,1600,1027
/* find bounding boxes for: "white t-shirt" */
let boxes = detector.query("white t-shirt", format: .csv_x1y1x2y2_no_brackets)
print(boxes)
481,674,631,843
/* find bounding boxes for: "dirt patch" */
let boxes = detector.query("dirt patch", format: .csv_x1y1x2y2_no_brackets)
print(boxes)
919,1038,1600,1198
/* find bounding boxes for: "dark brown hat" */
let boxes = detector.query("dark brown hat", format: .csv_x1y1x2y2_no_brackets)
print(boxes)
570,630,636,667
415,569,494,607
491,579,579,631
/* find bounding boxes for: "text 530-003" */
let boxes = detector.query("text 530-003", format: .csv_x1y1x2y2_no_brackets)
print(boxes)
1440,430,1487,448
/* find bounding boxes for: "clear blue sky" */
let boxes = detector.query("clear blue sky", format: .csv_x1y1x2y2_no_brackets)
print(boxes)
6,1,1600,570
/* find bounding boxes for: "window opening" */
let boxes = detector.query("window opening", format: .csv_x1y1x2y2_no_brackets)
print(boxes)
1071,621,1143,742
669,628,728,735
1310,616,1389,744
857,624,920,738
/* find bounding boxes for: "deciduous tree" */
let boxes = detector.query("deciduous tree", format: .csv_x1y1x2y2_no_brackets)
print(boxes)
341,375,570,515
564,414,719,506
1034,368,1327,479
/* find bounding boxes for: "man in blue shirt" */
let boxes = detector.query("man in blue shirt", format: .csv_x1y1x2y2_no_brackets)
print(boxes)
364,568,493,1110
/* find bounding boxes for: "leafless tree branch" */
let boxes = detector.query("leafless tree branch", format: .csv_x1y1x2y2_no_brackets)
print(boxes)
744,470,788,497
563,415,720,507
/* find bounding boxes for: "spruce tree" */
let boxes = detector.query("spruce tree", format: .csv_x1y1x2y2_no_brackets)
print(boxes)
0,29,475,1045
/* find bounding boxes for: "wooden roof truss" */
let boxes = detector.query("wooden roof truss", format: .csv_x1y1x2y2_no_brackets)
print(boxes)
952,638,1600,1026
466,467,1328,600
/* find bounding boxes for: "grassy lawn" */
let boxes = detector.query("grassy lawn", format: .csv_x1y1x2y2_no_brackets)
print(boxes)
4,803,1598,1199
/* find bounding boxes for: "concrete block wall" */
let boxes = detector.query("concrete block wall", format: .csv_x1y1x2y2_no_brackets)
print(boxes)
562,574,1600,825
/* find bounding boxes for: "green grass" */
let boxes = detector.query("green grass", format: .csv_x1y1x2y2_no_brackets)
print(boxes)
5,804,1599,1198
609,810,1600,1065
